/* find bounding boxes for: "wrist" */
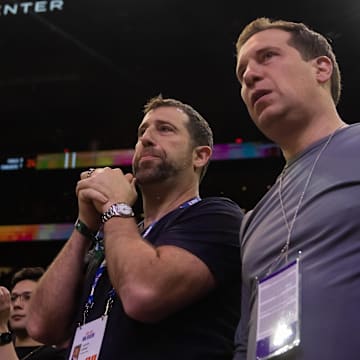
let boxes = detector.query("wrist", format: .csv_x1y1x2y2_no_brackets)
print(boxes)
0,325,9,333
0,331,13,346
102,203,134,223
74,218,98,243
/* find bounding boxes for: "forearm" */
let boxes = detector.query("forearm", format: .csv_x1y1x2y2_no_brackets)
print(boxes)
27,229,91,344
0,343,19,360
103,217,215,322
0,321,18,360
0,288,17,359
104,218,160,299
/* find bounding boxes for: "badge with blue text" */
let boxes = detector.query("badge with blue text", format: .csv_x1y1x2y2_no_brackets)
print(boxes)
68,316,108,360
256,259,301,359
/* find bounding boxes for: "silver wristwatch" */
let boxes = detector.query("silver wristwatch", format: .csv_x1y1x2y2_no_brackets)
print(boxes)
102,202,134,223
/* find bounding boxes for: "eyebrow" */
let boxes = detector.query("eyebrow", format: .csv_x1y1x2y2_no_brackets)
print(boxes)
237,46,281,80
138,119,175,131
11,291,32,295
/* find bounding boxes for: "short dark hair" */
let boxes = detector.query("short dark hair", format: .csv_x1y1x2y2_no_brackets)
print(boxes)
143,94,214,181
236,17,342,105
11,267,45,290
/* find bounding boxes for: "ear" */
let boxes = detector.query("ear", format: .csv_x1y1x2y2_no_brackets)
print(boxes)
314,55,333,84
193,145,212,169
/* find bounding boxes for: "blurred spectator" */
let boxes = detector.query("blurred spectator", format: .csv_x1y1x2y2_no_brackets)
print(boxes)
0,267,66,359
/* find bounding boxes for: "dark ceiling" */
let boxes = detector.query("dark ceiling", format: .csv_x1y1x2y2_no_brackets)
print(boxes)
1,0,360,156
0,0,360,270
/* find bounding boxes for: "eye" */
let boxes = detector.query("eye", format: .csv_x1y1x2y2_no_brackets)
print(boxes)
137,127,146,137
158,124,174,133
23,293,32,301
238,71,244,85
236,65,245,85
10,292,32,302
262,50,276,61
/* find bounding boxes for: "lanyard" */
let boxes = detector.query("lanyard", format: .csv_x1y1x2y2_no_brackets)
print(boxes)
266,128,338,276
82,259,116,325
141,196,201,238
179,196,202,208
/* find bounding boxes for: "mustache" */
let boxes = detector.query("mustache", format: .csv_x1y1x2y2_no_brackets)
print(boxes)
138,149,164,159
133,149,164,173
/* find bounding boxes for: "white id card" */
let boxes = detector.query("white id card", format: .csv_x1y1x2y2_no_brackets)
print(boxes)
256,259,300,359
68,316,108,360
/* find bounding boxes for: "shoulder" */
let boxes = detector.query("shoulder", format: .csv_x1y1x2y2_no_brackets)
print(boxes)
153,196,243,237
335,123,360,147
190,197,244,225
183,197,244,226
197,196,244,214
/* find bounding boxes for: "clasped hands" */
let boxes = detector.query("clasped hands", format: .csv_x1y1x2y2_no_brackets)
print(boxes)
76,167,137,230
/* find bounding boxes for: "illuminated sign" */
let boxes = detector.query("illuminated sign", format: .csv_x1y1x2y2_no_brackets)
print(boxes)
0,0,64,16
0,157,24,170
0,143,280,171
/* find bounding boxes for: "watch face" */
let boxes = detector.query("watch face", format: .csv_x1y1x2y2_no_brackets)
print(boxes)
116,203,133,215
102,202,134,223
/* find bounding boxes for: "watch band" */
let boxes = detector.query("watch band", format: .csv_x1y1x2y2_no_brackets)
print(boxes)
102,203,134,223
74,218,98,243
0,331,13,345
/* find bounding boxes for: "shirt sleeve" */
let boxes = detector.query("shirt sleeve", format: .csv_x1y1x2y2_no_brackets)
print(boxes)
152,197,243,284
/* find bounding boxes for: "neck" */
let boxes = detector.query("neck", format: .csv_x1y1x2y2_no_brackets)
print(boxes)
141,180,199,228
279,112,347,161
264,94,346,160
14,331,43,347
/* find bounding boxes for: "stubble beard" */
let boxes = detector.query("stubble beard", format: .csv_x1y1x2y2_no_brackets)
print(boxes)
133,160,179,186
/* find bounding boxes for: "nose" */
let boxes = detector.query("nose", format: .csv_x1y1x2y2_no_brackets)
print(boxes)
242,60,262,88
139,127,155,146
12,296,24,308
